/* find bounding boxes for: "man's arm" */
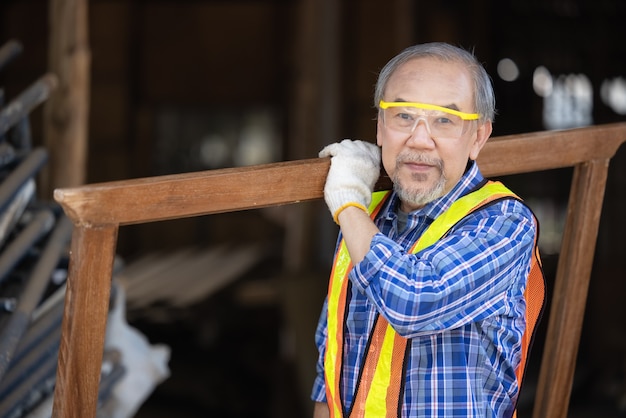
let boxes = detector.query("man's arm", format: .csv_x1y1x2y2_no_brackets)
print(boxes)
313,402,330,418
347,201,537,337
336,206,379,263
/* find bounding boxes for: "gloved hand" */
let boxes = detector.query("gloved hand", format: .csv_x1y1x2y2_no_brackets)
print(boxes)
319,139,381,223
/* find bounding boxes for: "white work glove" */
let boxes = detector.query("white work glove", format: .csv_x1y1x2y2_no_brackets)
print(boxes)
319,139,381,223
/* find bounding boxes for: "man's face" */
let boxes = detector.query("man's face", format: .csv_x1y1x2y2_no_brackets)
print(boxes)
376,57,492,213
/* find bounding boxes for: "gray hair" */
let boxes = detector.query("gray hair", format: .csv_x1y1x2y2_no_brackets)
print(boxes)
374,42,496,123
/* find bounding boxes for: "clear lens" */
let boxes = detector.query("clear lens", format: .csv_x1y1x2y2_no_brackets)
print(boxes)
382,106,470,139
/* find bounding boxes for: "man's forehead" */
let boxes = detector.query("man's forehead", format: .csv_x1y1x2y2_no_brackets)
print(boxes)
385,58,474,104
391,57,469,80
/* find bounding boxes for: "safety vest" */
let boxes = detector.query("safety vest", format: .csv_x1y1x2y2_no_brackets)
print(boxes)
324,181,545,418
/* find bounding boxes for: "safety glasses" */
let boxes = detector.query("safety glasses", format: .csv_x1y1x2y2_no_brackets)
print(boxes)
379,100,480,139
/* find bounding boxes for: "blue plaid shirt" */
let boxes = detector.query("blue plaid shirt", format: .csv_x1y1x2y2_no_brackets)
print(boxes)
312,161,536,417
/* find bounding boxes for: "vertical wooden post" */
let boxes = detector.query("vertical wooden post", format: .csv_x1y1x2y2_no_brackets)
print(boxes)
43,0,90,198
532,159,610,418
52,224,118,418
284,0,340,272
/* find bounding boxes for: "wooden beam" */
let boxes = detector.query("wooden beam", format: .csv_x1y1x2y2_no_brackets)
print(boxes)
533,158,611,418
54,123,626,226
50,123,626,418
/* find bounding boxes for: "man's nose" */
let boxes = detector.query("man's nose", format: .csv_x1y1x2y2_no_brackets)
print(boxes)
408,118,434,145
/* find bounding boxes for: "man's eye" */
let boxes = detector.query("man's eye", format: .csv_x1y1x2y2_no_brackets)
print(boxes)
398,113,414,121
435,117,454,125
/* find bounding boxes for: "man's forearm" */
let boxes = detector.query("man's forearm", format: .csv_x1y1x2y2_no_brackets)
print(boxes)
337,206,379,263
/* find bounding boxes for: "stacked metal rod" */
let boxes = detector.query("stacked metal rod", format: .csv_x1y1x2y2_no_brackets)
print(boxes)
0,39,126,418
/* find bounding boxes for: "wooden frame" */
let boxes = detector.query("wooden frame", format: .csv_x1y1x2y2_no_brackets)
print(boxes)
51,123,626,417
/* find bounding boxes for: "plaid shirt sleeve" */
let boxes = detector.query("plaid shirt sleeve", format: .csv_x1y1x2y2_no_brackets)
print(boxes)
349,198,536,339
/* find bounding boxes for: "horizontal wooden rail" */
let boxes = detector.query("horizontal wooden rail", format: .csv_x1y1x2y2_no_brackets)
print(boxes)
54,123,626,226
51,123,626,418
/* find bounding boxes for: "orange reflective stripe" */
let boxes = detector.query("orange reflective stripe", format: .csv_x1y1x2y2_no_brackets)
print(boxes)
353,321,407,417
325,182,546,417
512,246,545,418
515,236,546,388
363,323,399,416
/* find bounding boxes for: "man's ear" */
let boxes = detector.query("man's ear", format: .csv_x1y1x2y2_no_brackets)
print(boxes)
469,120,493,161
376,115,384,147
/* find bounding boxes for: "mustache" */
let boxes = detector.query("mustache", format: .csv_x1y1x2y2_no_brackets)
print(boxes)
395,153,444,170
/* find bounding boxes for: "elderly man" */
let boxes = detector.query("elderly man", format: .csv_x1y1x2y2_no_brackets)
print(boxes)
311,42,544,418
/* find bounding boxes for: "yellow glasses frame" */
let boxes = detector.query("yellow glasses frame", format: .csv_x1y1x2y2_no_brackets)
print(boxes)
378,100,480,121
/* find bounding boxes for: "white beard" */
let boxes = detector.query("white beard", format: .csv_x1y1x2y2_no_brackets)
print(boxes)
392,153,447,209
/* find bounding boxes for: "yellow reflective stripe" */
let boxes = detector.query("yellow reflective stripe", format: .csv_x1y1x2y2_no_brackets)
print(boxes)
363,323,397,417
326,239,352,418
409,181,513,253
369,191,389,212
